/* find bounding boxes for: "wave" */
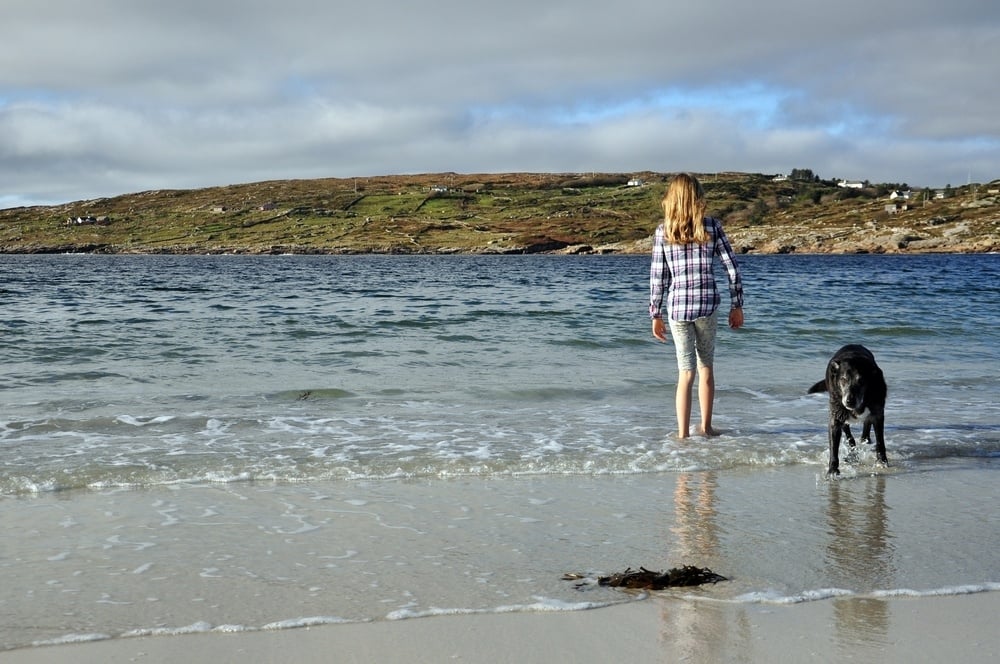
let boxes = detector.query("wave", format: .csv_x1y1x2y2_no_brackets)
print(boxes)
28,600,620,651
3,412,998,496
732,582,1000,605
387,597,622,621
5,447,996,497
25,584,1000,652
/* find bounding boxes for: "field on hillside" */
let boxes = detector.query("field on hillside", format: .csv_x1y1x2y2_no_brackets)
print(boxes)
2,172,997,254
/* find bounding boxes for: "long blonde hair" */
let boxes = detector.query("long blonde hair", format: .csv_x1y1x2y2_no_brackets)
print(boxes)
661,173,709,244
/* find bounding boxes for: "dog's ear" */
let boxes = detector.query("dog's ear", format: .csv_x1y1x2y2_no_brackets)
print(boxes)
830,360,840,373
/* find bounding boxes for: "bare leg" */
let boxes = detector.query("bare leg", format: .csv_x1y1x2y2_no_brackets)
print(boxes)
698,365,719,436
676,370,695,439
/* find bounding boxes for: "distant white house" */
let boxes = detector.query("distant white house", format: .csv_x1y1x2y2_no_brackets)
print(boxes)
430,185,449,193
627,178,645,187
66,215,109,225
838,180,865,189
772,174,788,182
889,190,912,200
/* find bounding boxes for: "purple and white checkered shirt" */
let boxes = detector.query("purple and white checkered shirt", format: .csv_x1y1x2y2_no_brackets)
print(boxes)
649,217,744,321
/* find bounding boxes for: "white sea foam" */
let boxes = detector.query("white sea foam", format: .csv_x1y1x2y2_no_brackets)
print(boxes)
872,582,1000,598
386,597,621,621
261,616,356,630
122,621,214,637
31,633,111,647
733,584,1000,605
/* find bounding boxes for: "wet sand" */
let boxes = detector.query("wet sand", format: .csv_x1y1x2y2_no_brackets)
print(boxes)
3,460,998,661
3,590,998,663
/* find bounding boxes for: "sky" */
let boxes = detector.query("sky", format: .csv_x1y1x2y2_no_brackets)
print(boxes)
2,0,998,208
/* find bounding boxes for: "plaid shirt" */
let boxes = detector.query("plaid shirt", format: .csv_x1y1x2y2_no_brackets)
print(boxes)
649,217,744,321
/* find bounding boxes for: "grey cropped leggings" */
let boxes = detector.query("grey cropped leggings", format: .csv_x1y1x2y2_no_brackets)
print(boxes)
668,310,718,372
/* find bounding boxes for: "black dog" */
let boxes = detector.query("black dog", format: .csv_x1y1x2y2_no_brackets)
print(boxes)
808,344,888,476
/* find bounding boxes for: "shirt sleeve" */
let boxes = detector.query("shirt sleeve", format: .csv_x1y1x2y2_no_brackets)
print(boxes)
649,225,669,319
712,218,744,310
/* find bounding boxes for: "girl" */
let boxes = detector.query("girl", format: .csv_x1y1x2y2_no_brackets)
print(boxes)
649,173,744,438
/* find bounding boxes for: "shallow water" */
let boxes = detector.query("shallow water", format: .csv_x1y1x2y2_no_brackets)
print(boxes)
1,253,998,650
3,254,998,490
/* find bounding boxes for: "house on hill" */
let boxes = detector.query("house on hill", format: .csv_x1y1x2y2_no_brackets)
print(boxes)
66,215,110,225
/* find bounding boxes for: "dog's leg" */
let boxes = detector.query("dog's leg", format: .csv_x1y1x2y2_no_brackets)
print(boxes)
827,416,844,476
842,422,857,447
871,413,888,466
859,418,873,445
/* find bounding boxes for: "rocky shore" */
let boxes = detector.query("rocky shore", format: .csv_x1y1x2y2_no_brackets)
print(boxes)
605,220,998,256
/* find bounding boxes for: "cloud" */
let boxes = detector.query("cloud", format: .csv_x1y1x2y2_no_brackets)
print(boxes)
1,0,998,206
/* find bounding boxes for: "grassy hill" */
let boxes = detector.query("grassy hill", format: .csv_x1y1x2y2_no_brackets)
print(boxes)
1,171,997,254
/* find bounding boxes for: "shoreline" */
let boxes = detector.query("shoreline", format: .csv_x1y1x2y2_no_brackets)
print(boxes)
5,591,998,663
2,233,999,256
1,245,996,256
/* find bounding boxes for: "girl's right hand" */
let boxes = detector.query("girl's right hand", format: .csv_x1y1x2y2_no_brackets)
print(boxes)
729,308,744,329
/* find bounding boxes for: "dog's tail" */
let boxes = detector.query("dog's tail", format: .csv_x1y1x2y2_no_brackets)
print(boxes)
807,380,827,394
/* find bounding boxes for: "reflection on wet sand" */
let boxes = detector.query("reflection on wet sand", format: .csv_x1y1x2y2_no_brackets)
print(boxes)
656,470,899,660
670,472,721,562
659,472,749,662
826,474,896,650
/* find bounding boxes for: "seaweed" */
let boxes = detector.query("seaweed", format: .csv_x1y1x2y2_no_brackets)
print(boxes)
563,565,727,590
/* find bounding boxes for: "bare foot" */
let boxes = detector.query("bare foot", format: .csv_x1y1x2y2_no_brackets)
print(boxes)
700,426,721,437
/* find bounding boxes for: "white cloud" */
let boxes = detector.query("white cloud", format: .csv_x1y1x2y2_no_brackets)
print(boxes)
2,0,998,206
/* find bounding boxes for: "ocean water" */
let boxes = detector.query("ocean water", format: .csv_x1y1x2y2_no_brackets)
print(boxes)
2,253,999,651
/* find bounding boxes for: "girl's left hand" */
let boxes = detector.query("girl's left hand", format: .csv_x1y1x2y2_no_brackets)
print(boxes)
651,318,668,341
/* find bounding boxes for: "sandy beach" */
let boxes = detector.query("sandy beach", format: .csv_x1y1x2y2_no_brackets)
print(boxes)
3,462,998,663
2,590,997,663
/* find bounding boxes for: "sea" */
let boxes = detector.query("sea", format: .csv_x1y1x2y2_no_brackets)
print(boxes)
1,253,998,652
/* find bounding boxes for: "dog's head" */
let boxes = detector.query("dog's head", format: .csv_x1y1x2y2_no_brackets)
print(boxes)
831,359,867,413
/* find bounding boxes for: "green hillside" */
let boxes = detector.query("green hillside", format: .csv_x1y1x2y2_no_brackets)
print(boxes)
1,171,997,254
